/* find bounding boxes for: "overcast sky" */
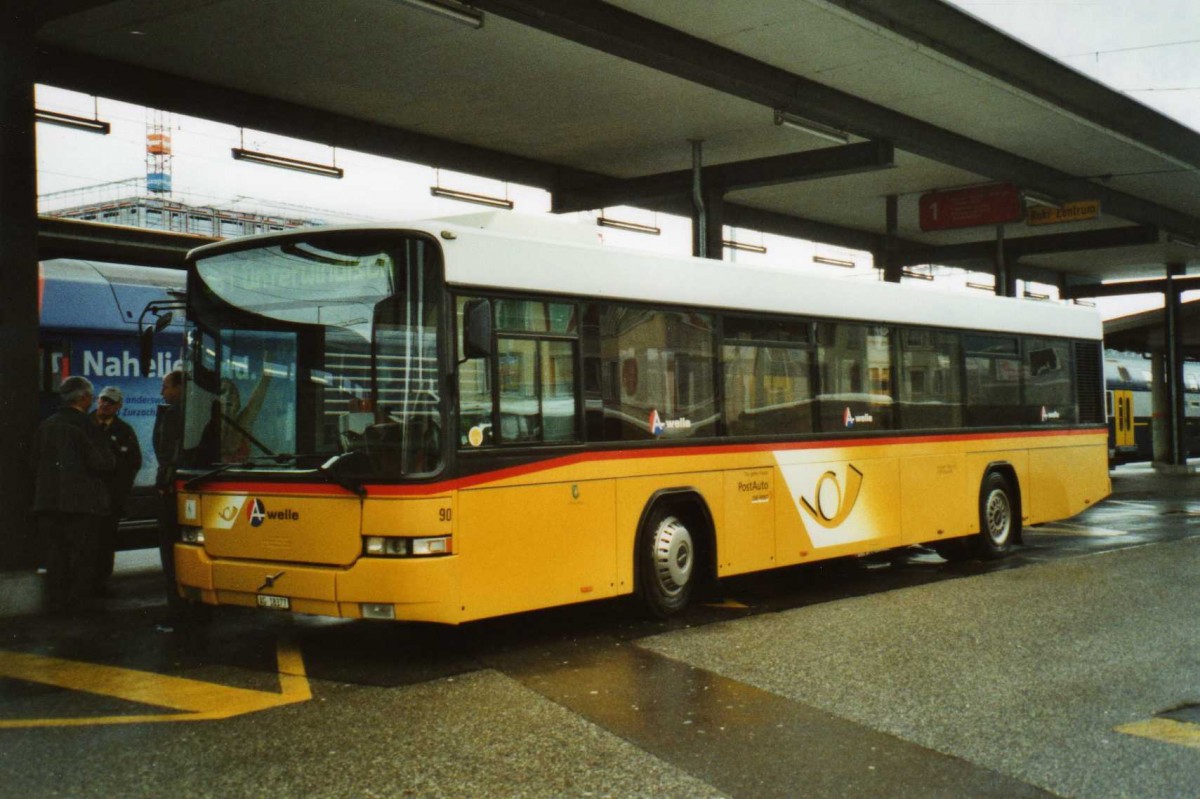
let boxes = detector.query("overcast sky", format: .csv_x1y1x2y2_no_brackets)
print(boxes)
35,1,1200,317
947,0,1200,131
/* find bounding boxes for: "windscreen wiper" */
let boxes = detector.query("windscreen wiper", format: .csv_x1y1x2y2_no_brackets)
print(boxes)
183,462,247,491
181,455,286,490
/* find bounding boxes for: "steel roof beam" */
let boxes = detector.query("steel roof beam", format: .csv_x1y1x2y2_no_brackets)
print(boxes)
1065,275,1200,300
553,140,894,214
476,0,1200,241
833,0,1200,173
35,46,595,192
894,225,1161,269
35,47,894,257
37,216,215,267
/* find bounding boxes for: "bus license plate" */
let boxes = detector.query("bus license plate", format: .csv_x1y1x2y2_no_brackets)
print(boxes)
257,594,290,611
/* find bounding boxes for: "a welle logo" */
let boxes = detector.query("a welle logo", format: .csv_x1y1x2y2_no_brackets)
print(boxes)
245,498,300,527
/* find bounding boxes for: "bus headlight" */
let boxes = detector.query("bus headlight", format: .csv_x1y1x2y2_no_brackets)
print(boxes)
180,526,206,544
363,536,451,557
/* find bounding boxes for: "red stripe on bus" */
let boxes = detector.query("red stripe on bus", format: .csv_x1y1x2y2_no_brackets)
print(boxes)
184,427,1105,498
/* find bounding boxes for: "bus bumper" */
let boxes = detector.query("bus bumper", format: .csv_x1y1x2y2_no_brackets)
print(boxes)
174,544,463,624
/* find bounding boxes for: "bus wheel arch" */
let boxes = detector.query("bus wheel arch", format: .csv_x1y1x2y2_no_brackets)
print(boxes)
976,464,1022,557
635,489,716,619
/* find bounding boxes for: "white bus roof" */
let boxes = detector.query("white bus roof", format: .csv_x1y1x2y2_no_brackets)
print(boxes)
190,213,1102,341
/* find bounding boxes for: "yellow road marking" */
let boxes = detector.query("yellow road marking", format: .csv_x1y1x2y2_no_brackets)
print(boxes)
0,638,310,728
1115,718,1200,749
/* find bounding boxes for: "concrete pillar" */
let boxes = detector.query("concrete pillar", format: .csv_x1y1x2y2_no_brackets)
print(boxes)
881,194,901,283
0,16,41,568
1165,264,1188,467
1151,350,1171,465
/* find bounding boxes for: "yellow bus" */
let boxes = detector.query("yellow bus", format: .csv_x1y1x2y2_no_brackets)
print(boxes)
165,214,1110,623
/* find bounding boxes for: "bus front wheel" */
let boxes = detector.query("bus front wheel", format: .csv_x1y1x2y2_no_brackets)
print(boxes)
639,508,695,619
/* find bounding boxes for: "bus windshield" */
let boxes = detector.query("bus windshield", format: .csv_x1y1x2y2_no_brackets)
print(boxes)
181,232,444,481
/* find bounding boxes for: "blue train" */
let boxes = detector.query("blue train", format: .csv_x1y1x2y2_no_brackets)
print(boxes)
1104,349,1200,464
38,259,185,547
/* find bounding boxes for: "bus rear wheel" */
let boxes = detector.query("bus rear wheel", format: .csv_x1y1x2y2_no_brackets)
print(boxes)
975,471,1018,559
933,471,1018,562
639,508,695,619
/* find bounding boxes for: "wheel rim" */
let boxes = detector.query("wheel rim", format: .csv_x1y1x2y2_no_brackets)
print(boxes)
984,488,1012,545
650,516,693,598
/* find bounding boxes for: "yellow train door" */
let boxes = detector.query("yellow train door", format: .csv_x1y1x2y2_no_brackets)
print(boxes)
1112,389,1134,449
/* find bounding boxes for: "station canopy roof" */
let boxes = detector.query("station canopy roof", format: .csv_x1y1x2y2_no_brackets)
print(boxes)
32,0,1200,288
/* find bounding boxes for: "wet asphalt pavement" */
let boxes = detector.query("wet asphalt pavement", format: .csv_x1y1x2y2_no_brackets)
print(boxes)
1,462,1199,798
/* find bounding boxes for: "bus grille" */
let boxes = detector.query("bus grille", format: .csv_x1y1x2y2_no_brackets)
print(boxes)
1075,341,1104,424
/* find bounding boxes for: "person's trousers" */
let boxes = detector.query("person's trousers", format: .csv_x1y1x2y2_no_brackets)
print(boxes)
39,512,98,611
94,512,118,589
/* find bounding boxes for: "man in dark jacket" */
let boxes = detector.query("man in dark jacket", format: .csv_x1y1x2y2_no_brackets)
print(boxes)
153,369,185,613
90,385,143,594
31,376,115,612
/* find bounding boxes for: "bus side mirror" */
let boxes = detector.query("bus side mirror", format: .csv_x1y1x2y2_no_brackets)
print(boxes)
463,299,492,360
139,326,155,375
138,312,173,375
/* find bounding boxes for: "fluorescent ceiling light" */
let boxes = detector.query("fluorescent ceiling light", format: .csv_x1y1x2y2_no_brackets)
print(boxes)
1022,191,1061,209
813,255,855,268
231,148,344,178
597,216,661,235
392,0,483,28
773,109,849,145
966,281,996,292
35,109,110,134
431,186,513,209
724,239,767,254
901,267,934,281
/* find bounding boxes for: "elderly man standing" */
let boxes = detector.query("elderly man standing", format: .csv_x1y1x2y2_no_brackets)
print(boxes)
31,376,115,613
90,385,142,595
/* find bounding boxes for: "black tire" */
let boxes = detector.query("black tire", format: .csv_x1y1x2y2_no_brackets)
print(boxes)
638,506,696,619
974,471,1018,559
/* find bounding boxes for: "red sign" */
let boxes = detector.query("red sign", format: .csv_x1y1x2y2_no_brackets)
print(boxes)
918,183,1023,232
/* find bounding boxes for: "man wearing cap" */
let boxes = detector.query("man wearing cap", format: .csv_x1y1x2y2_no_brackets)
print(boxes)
31,376,114,612
90,386,143,594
